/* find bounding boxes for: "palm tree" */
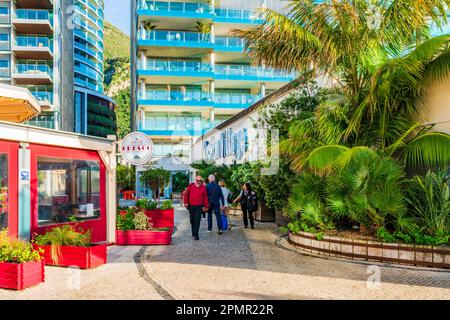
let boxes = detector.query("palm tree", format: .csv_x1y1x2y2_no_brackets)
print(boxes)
234,0,450,170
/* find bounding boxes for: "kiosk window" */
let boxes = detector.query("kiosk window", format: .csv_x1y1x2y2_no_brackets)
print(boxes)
0,154,8,230
37,157,101,226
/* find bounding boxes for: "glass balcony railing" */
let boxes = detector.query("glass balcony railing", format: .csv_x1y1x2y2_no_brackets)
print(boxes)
15,36,52,50
0,67,10,78
74,42,103,61
0,13,10,24
15,64,52,77
214,8,262,22
15,9,52,23
139,60,213,74
74,76,103,93
27,120,55,129
31,91,53,104
214,92,261,106
214,64,295,79
139,1,210,14
214,36,245,50
0,41,10,51
139,90,212,102
75,64,103,82
138,119,223,132
139,30,212,45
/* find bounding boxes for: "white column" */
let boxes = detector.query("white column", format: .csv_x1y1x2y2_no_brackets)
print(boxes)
140,22,146,39
140,80,146,99
210,52,215,71
139,51,147,70
260,82,266,97
209,80,215,100
210,109,215,122
210,23,215,43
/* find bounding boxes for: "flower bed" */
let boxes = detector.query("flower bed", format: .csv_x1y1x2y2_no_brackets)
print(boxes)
0,260,45,290
0,230,44,290
116,207,172,246
116,230,172,245
35,244,108,269
288,231,450,269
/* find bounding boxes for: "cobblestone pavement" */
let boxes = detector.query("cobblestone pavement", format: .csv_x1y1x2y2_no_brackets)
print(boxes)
1,207,449,300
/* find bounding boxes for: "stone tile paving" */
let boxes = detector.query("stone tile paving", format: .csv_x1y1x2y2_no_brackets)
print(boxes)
139,208,450,300
0,207,449,300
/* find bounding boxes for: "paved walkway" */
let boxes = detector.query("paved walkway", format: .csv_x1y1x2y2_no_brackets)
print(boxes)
1,207,449,300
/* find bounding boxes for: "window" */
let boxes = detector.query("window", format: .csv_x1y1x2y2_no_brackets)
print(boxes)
0,7,8,15
37,157,101,226
0,154,8,230
0,59,9,68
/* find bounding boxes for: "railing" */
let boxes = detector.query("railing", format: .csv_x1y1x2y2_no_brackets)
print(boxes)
74,64,103,81
140,60,213,73
31,91,53,104
215,36,245,49
15,64,52,76
0,13,10,24
214,64,295,79
0,68,10,78
74,53,103,73
74,76,103,93
74,42,103,61
15,35,52,50
139,1,210,14
27,120,55,129
214,8,262,21
139,90,211,102
139,30,212,44
0,40,10,51
214,92,261,105
74,29,103,50
14,9,52,23
138,119,223,132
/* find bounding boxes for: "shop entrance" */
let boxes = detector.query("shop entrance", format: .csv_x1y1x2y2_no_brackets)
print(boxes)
0,141,18,237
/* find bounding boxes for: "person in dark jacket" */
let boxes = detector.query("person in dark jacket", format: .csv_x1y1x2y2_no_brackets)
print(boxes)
233,182,257,229
206,174,225,234
184,175,209,240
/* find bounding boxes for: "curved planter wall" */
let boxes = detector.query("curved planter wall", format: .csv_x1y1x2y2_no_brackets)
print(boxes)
288,231,450,269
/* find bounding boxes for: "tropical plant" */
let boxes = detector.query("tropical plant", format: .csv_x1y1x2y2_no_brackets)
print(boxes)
117,164,135,191
259,158,293,210
0,230,42,264
34,225,92,247
229,162,265,199
406,170,450,237
235,0,450,171
172,172,189,193
140,167,171,201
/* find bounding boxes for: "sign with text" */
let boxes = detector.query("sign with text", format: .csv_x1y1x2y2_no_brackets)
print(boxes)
121,132,153,166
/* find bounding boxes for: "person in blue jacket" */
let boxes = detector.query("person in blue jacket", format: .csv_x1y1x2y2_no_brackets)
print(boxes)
206,174,225,234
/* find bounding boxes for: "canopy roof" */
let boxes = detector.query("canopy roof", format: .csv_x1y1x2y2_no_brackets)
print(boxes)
0,84,41,123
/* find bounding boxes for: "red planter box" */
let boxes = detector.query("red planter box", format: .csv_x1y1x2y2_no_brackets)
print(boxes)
116,230,172,245
144,209,174,229
35,244,108,269
0,260,45,290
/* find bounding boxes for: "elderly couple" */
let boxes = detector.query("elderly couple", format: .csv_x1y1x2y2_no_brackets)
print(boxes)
184,175,228,240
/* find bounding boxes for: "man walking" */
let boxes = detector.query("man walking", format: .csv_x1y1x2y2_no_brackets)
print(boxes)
185,175,209,240
206,175,225,234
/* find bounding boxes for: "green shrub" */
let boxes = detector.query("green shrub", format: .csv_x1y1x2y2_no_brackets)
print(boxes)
133,211,152,230
136,199,148,209
0,230,42,264
34,225,92,247
160,200,173,210
376,227,397,243
146,201,158,210
117,211,135,231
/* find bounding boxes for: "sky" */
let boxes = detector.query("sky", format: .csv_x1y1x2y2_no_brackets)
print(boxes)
104,0,131,36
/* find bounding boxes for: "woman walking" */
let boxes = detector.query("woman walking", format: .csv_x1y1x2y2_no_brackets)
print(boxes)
219,179,232,230
233,182,257,229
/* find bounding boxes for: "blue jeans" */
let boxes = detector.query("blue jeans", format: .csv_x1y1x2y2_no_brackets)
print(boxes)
208,204,222,231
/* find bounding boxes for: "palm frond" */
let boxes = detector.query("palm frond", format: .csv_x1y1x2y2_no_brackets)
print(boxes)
404,131,450,169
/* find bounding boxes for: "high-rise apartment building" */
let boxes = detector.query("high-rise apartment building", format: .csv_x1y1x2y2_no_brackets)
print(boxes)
0,0,115,136
0,0,73,130
130,0,294,197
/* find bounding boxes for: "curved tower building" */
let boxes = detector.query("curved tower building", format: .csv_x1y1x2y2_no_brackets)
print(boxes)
73,0,116,137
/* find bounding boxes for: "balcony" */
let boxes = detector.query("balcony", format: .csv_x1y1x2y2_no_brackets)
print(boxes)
13,64,53,85
13,36,53,59
138,119,220,137
214,92,261,108
214,8,263,24
214,36,245,52
31,91,53,109
138,60,213,79
74,42,103,62
0,11,10,24
13,9,53,34
214,64,295,82
0,40,10,51
138,30,213,49
0,67,10,79
75,64,103,82
139,90,212,107
74,76,103,93
15,0,53,10
138,1,213,19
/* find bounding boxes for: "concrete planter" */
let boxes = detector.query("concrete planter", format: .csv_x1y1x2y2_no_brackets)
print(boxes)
288,231,450,269
255,202,275,222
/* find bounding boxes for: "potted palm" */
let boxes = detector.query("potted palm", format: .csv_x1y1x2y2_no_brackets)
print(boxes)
116,208,172,245
34,220,108,269
0,230,44,290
